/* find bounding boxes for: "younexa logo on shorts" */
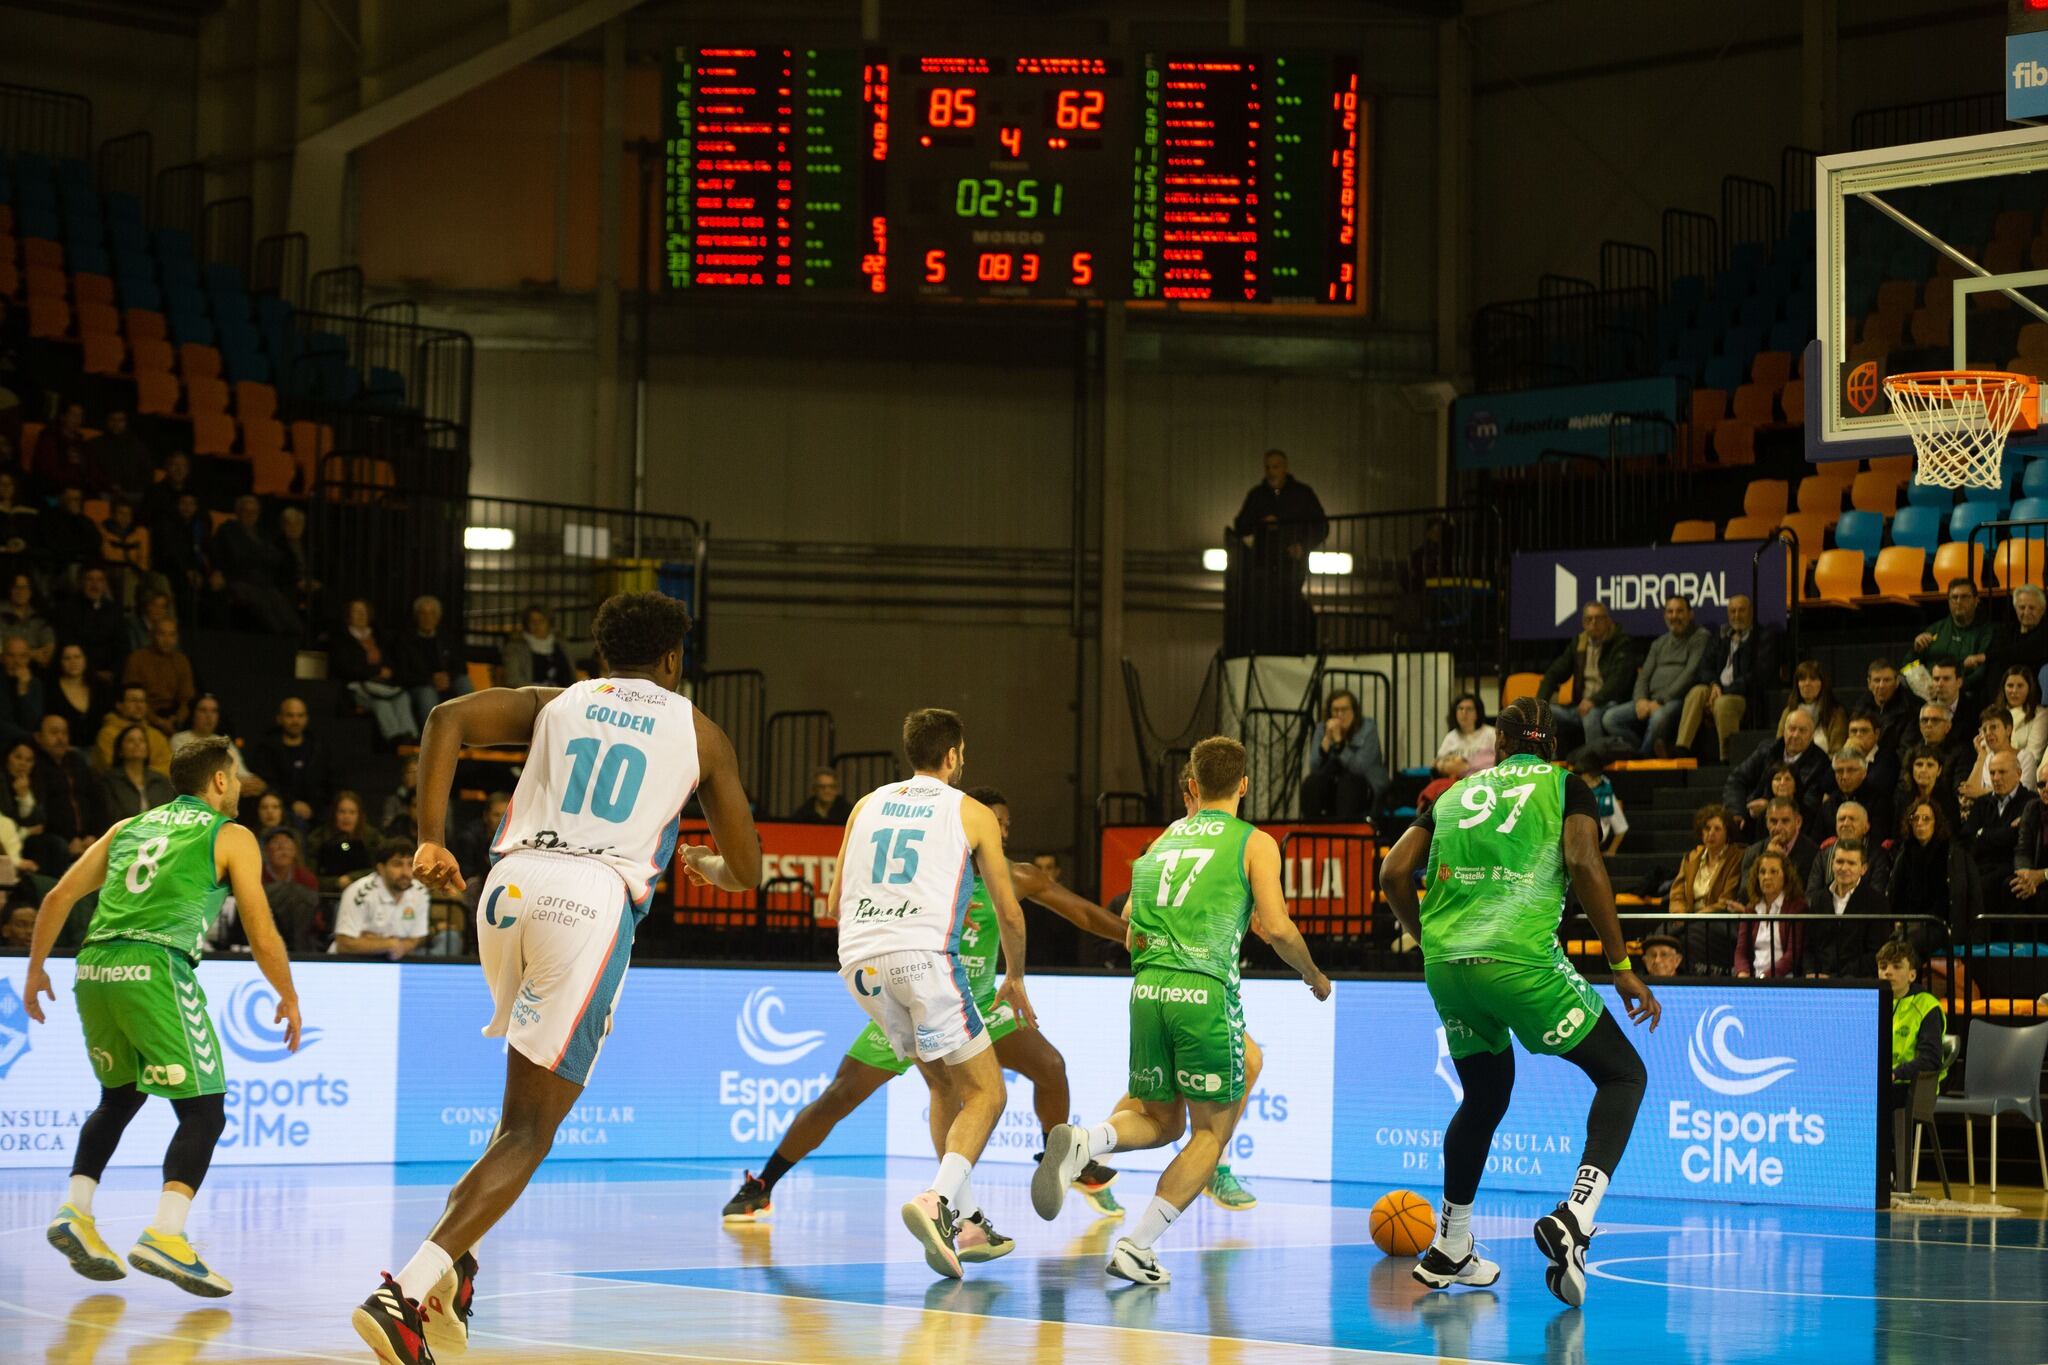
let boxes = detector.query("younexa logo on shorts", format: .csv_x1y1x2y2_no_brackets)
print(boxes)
722,987,834,1144
1670,1004,1822,1187
76,962,152,983
1134,981,1210,1004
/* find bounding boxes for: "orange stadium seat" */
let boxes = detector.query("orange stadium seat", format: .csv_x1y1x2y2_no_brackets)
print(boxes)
73,273,113,307
191,412,236,457
1751,350,1794,389
1725,514,1777,540
1711,420,1757,466
1796,475,1846,519
1868,454,1913,483
125,309,165,343
250,445,297,499
1669,519,1716,543
185,376,229,417
1781,377,1807,426
1873,545,1927,604
1995,538,2047,593
235,382,277,422
21,239,62,270
1930,540,1985,594
135,370,180,417
1850,470,1901,515
242,416,285,458
17,422,41,468
27,296,69,339
75,301,119,337
179,344,221,380
131,337,173,375
81,333,125,377
1813,549,1865,606
1743,480,1789,520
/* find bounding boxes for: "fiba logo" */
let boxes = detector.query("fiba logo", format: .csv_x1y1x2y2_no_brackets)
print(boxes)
485,882,523,928
222,979,322,1063
735,986,827,1066
1687,1005,1795,1097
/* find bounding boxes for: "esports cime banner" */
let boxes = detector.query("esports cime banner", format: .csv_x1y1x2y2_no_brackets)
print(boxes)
1509,541,1789,640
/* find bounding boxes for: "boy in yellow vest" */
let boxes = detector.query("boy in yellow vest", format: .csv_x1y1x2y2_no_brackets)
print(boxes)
1877,937,1948,1199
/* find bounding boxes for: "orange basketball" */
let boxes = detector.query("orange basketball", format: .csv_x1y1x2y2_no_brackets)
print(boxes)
1369,1189,1435,1257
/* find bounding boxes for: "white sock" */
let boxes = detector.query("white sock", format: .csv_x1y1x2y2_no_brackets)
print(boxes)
1435,1200,1473,1257
67,1175,97,1215
931,1152,973,1208
953,1173,981,1222
1566,1165,1610,1229
396,1241,455,1305
1128,1195,1179,1251
149,1189,192,1238
1086,1121,1119,1158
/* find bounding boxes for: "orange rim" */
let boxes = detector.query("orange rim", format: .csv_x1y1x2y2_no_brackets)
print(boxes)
1882,368,2035,397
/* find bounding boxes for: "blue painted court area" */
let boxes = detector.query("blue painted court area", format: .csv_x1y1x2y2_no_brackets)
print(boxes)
1,1157,2044,1363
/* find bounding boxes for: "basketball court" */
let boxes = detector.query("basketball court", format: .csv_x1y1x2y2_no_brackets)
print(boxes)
3,1157,2045,1364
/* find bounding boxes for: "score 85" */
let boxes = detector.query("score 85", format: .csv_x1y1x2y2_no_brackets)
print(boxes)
927,87,977,127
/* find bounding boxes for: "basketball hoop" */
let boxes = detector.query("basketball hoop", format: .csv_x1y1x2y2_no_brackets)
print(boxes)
1884,370,2037,490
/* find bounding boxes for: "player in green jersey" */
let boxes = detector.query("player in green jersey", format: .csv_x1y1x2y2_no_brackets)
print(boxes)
1035,736,1331,1286
720,785,1133,1233
21,737,304,1298
1381,696,1660,1308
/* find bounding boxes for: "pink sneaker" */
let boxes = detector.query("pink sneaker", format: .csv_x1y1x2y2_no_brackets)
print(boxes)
955,1211,1015,1263
901,1191,962,1279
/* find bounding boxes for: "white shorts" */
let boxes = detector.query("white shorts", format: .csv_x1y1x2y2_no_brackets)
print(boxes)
477,851,635,1086
840,949,990,1066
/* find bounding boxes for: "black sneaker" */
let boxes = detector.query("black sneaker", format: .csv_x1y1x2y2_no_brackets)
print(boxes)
352,1274,435,1365
722,1172,772,1222
421,1251,477,1358
1533,1203,1591,1307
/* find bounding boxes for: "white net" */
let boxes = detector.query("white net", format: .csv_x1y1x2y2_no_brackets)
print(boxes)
1886,371,2031,490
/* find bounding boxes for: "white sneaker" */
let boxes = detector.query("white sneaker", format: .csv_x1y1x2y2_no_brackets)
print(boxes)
1533,1203,1591,1307
1411,1240,1501,1289
1032,1124,1088,1221
1105,1236,1169,1286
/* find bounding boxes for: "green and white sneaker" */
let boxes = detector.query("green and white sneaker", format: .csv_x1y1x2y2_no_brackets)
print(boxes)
1206,1165,1256,1210
1074,1160,1124,1217
47,1204,126,1281
127,1228,233,1297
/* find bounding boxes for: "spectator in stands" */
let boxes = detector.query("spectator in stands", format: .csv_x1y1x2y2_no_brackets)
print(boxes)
1808,799,1891,897
501,605,575,689
1802,838,1889,979
1911,580,1994,702
1641,933,1686,979
1845,712,1898,800
249,790,295,845
1536,601,1638,751
209,495,301,635
33,402,101,495
0,474,40,578
1925,657,1966,720
307,790,380,891
1960,704,2035,804
2002,666,2048,780
1819,747,1892,842
1300,688,1390,821
425,899,467,957
249,696,334,824
42,491,102,596
1032,852,1062,883
32,714,104,863
170,694,265,799
1229,449,1327,654
1746,763,1805,842
449,791,510,874
1877,937,1946,1195
2,905,31,949
1777,660,1847,754
262,826,319,894
99,724,175,820
329,841,429,958
42,643,102,749
244,827,323,952
121,616,195,736
56,567,127,683
330,598,420,744
1723,707,1829,824
1890,796,1977,961
0,635,42,745
0,574,50,669
4,739,59,871
1661,804,1743,975
2006,776,2048,912
789,767,851,824
1963,750,2027,937
381,756,417,833
125,588,173,655
1735,796,1819,898
1991,583,2048,694
97,499,154,607
85,408,152,506
155,490,211,628
276,506,317,619
1897,742,1963,838
1733,850,1804,978
1916,702,1973,785
92,685,170,775
1432,693,1496,782
1572,750,1627,853
141,451,197,533
1859,658,1917,757
1598,593,1707,758
394,594,471,723
1678,593,1773,761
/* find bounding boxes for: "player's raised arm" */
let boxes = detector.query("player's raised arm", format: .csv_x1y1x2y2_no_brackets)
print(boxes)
218,822,301,1052
412,685,562,893
678,707,763,893
964,795,1035,1027
1563,811,1659,1031
1012,860,1127,944
1247,827,1331,999
20,818,129,1023
1380,824,1430,943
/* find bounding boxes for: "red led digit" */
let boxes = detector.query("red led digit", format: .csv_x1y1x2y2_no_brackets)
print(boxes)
1071,251,1094,288
977,252,1013,282
928,87,978,127
1000,126,1022,157
1021,253,1041,283
1055,89,1105,130
925,249,947,284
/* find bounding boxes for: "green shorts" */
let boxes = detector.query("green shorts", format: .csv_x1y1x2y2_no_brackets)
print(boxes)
1127,966,1245,1104
1424,947,1606,1061
73,940,225,1099
844,993,1022,1075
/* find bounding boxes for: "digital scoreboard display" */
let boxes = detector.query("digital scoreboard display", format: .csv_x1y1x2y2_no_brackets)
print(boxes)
661,45,1367,306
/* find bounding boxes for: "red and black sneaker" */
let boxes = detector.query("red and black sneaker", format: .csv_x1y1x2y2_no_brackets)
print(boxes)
352,1273,435,1365
421,1252,477,1357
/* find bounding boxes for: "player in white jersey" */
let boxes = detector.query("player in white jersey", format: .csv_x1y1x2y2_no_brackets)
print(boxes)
352,593,761,1365
832,707,1032,1279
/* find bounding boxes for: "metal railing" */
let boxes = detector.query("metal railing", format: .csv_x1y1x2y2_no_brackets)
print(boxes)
764,710,835,820
254,232,308,307
1471,284,1659,392
692,669,765,797
1851,93,2005,151
833,750,901,800
0,83,91,161
96,130,150,208
1470,413,1688,554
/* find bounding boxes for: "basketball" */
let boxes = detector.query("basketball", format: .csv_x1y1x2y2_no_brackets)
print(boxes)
1369,1190,1435,1256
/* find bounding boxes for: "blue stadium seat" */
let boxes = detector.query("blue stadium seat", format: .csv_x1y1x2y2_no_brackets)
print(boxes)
67,242,109,276
117,276,161,312
159,257,201,292
1669,275,1707,313
1836,509,1884,559
1963,483,2012,509
1951,500,2002,547
1678,329,1715,365
1768,319,1811,353
13,152,54,185
223,349,270,384
56,157,91,188
104,192,142,225
1660,358,1700,385
1738,295,1778,330
1890,505,1943,555
209,288,251,323
109,219,149,256
2024,461,2048,500
164,283,207,322
64,213,103,248
217,319,259,355
363,366,407,409
1906,482,1955,510
1722,325,1764,364
168,311,215,346
152,227,196,263
17,205,60,240
1703,355,1746,391
202,262,245,295
2012,497,2048,538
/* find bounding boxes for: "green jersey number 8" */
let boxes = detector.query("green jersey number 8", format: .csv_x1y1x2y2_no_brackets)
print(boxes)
124,835,172,895
1455,782,1538,833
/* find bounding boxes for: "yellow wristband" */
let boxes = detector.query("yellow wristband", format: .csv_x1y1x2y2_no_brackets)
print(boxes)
1608,956,1632,973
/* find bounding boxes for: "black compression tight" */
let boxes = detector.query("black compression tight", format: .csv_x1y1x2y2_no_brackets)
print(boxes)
71,1085,148,1183
68,1087,228,1192
1441,1010,1649,1205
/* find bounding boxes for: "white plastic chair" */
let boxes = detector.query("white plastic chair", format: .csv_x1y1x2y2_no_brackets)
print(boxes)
1933,1018,2048,1195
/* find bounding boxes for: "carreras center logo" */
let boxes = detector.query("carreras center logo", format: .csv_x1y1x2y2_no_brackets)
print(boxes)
485,882,523,927
222,979,321,1063
736,986,826,1066
0,978,29,1078
1687,1004,1795,1096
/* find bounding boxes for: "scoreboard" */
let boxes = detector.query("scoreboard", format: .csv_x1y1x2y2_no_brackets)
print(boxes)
661,46,1366,306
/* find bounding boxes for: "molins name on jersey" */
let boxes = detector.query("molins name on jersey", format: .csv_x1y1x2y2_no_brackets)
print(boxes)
584,705,657,734
880,801,935,819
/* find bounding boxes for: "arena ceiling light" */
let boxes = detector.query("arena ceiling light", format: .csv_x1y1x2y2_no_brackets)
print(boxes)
1202,548,1229,572
1308,551,1354,575
465,526,515,551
